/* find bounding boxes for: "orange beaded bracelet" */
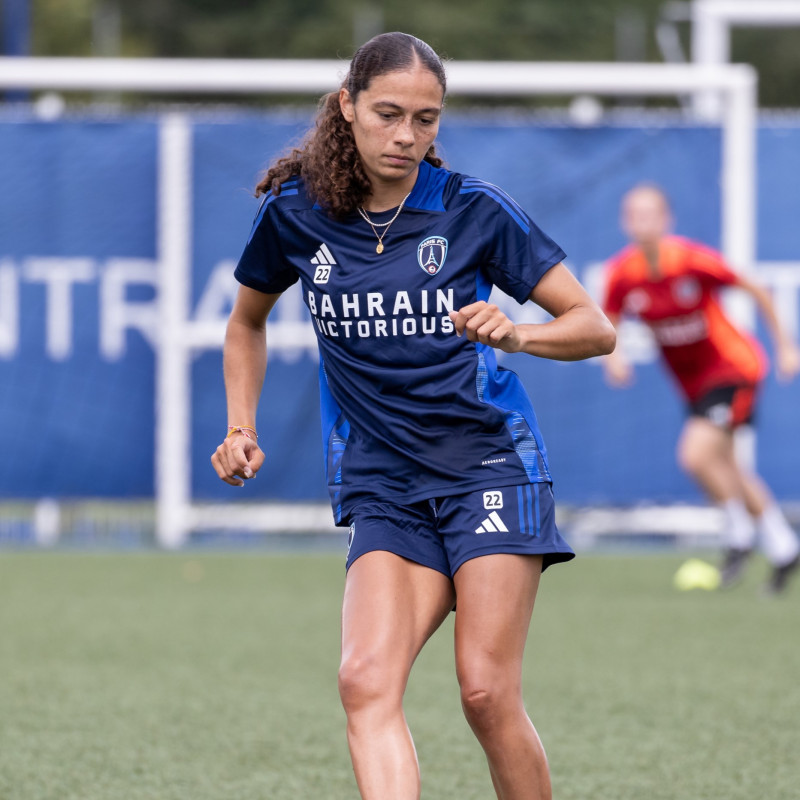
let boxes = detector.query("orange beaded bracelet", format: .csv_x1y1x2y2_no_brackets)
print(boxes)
227,425,258,440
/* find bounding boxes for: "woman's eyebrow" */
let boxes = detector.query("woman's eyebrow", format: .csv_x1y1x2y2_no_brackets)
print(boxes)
372,100,441,115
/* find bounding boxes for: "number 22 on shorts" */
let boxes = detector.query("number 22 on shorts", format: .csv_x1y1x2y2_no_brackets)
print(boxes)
483,490,503,509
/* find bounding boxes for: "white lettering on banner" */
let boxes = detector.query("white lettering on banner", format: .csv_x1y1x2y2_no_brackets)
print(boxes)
24,258,96,361
0,257,798,363
0,261,19,358
0,257,161,363
100,260,160,360
194,260,238,323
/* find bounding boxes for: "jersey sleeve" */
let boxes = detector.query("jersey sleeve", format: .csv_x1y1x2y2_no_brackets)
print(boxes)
233,194,299,294
470,182,566,304
602,261,626,315
686,240,740,288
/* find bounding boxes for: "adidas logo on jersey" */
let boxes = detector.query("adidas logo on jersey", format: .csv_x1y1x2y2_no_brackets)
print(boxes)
311,243,336,284
475,511,508,534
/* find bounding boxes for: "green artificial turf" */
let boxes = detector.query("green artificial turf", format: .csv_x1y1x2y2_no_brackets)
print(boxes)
0,552,797,799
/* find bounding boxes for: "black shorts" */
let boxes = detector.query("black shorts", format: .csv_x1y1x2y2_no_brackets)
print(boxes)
688,383,758,429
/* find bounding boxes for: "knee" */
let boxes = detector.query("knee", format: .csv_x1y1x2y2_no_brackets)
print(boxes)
459,679,510,736
677,438,703,477
677,421,730,479
338,653,392,715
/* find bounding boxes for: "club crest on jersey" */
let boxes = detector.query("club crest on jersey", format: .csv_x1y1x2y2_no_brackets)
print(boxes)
673,277,701,307
417,236,448,276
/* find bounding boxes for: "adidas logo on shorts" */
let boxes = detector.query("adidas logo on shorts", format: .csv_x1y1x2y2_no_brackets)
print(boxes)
475,511,508,534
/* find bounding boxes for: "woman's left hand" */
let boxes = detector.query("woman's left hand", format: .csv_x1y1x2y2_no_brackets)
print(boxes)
449,265,615,361
776,340,800,382
449,302,523,353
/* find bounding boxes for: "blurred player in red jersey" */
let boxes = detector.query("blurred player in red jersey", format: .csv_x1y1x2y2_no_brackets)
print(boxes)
602,183,800,593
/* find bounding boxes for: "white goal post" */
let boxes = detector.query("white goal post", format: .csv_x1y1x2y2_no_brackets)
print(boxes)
692,0,800,118
0,57,757,546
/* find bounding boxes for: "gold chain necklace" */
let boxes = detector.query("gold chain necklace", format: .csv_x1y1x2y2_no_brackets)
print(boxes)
357,190,412,254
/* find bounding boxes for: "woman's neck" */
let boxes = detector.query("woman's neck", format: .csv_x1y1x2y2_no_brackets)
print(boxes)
640,241,661,276
362,172,418,213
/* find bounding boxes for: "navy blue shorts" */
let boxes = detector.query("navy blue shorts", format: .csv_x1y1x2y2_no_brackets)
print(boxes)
345,482,575,578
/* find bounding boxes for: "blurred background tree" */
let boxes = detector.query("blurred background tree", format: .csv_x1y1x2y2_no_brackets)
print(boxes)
17,0,800,106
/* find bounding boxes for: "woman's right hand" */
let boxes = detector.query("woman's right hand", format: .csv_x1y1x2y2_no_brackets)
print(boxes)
211,432,265,487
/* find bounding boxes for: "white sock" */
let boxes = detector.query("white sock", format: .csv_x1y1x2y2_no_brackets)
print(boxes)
721,498,757,551
757,505,800,567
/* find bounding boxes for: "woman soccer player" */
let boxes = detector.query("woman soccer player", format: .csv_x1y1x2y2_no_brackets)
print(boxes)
602,183,800,594
212,32,615,800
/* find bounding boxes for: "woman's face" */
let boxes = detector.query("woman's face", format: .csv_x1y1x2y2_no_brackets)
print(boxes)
621,188,672,247
339,63,443,196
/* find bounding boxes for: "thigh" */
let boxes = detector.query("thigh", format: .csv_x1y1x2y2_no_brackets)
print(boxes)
342,551,455,683
453,554,543,685
679,414,735,462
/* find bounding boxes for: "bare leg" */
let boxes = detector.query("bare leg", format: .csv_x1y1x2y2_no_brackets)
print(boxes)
339,552,455,800
738,470,770,517
677,418,800,573
677,417,750,504
454,554,550,800
732,427,770,516
678,416,759,574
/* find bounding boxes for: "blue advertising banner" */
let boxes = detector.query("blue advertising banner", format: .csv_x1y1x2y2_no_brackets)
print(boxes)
1,111,798,505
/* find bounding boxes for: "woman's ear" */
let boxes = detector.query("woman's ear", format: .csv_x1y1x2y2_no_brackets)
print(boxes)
339,88,355,123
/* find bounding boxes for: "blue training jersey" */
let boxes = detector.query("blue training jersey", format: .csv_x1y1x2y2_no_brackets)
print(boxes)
235,159,566,525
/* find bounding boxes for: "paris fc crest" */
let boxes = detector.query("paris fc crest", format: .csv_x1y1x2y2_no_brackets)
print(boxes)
673,276,701,307
417,236,448,276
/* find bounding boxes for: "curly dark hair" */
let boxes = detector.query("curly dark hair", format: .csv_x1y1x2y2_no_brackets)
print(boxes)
255,32,446,219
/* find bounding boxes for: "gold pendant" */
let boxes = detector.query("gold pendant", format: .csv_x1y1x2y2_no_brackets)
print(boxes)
376,242,384,254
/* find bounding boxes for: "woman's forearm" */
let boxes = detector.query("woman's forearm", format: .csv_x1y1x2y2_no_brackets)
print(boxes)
514,304,616,361
450,264,616,361
223,316,268,428
749,283,793,350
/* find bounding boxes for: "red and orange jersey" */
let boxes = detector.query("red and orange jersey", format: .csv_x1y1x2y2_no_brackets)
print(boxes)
603,235,767,401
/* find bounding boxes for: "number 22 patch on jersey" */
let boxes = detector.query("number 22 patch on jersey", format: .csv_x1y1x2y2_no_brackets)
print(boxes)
311,243,336,284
